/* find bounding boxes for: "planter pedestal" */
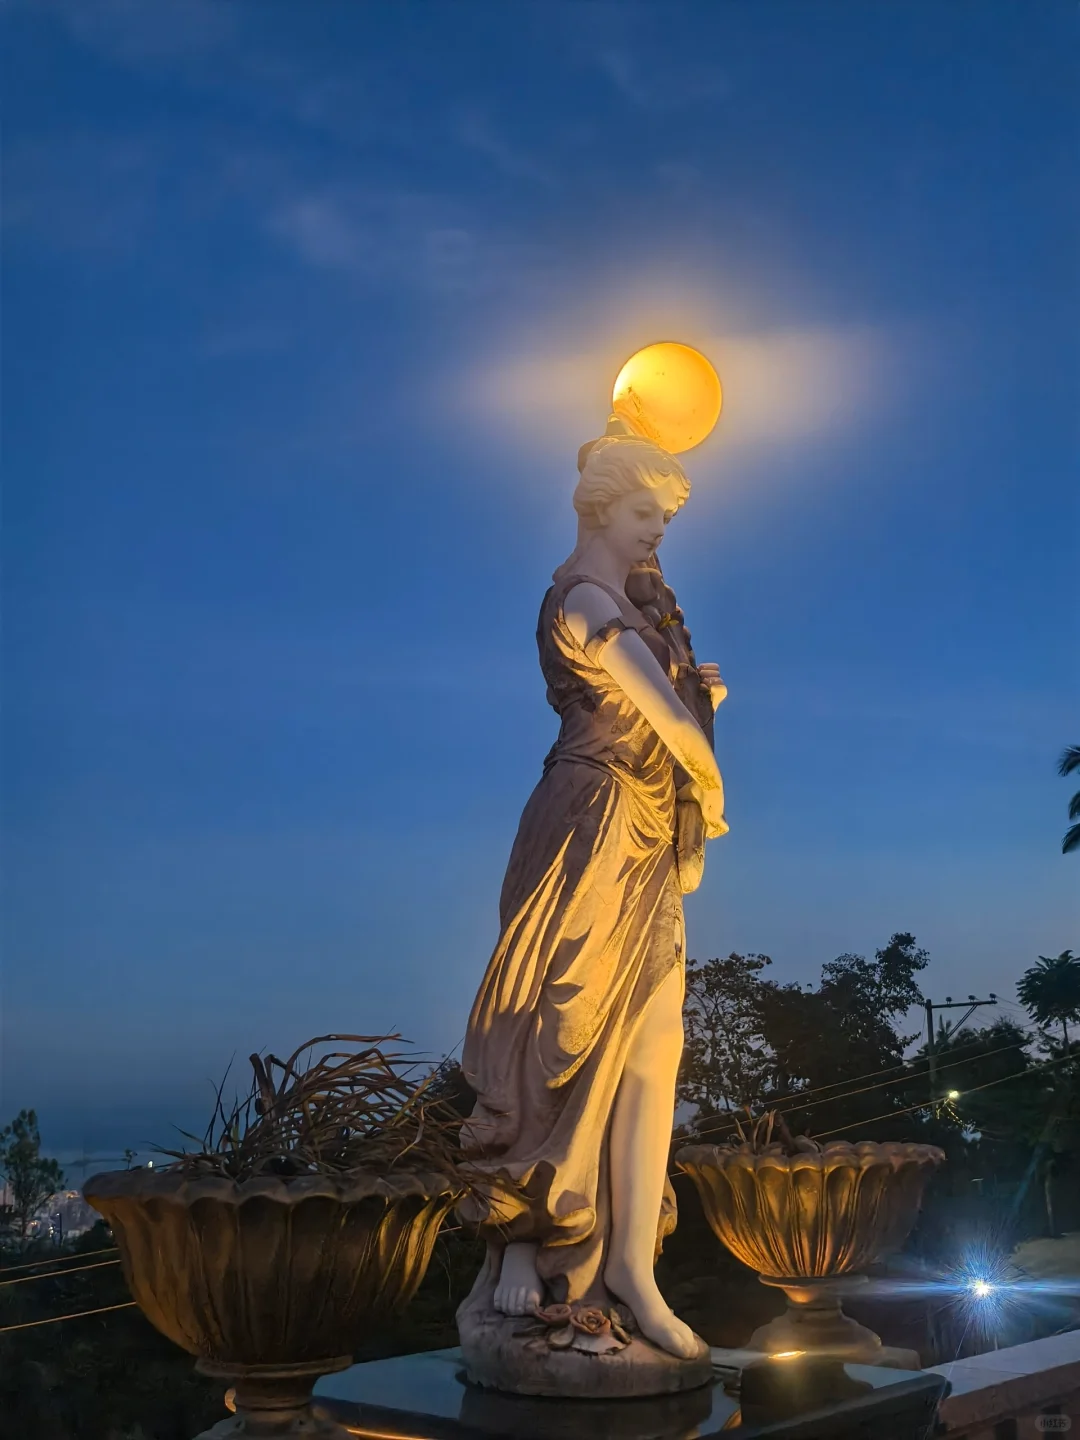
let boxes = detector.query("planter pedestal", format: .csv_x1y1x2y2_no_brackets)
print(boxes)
200,1357,353,1438
750,1277,918,1369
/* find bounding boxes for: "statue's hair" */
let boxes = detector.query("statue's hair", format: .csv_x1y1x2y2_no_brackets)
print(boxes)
553,432,690,584
573,434,690,529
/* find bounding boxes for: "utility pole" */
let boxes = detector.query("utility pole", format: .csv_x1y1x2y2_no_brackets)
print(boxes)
924,994,999,1108
924,999,939,1102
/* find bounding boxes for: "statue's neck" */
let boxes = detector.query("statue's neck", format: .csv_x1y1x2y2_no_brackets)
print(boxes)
564,538,632,596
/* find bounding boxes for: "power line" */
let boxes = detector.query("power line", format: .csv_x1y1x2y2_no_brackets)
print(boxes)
689,1023,1030,1119
805,1037,1021,1103
689,1037,1030,1142
0,1301,137,1334
0,1258,121,1288
775,1038,1026,1117
813,1048,1080,1141
0,1248,118,1278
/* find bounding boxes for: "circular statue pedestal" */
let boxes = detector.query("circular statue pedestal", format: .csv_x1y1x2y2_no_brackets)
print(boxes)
458,1303,713,1400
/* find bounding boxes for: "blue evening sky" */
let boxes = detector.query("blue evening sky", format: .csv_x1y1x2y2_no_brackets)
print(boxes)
3,0,1077,1159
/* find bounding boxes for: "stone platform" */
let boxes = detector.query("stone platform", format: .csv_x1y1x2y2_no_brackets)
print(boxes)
312,1345,947,1439
457,1304,714,1398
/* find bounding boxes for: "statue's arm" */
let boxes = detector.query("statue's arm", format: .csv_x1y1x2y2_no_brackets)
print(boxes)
563,584,724,808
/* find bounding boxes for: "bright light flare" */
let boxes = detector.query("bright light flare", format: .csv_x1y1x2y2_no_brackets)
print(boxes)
945,1246,1021,1342
769,1349,806,1361
612,341,722,454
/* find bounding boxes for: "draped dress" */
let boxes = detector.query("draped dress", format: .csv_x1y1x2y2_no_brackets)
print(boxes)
459,571,688,1306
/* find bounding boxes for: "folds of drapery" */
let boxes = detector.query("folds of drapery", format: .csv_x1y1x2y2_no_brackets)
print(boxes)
460,757,683,1302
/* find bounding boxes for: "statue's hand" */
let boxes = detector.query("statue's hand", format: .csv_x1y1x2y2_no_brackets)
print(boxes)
679,779,728,839
699,784,729,839
698,662,728,711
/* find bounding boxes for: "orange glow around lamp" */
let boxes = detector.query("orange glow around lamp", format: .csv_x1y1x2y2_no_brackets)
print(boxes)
611,341,722,454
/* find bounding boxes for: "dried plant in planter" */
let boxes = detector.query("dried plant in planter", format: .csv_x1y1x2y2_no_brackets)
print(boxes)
86,1035,478,1440
725,1106,824,1156
157,1033,469,1184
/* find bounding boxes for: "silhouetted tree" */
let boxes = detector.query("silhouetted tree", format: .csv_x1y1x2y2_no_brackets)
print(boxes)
932,1019,1042,1154
931,1017,1080,1237
757,932,930,1137
679,953,774,1119
1017,951,1080,1047
1059,744,1080,854
677,933,932,1142
0,1110,64,1242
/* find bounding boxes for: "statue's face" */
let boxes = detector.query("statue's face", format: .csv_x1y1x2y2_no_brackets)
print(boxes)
599,476,684,567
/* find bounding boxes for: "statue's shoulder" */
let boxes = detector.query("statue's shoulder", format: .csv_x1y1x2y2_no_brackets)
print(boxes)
562,580,629,633
536,583,559,629
537,578,601,659
552,574,621,614
541,573,585,628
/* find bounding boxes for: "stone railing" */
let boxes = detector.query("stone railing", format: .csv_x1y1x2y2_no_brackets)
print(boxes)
928,1331,1080,1439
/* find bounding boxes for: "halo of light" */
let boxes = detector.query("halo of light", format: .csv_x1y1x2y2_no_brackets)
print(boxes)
612,341,722,454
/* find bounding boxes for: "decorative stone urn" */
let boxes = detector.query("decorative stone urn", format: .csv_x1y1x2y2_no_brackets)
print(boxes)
85,1167,458,1438
676,1138,944,1362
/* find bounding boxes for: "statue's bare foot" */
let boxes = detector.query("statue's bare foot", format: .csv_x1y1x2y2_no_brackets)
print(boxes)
493,1241,543,1317
604,1261,699,1360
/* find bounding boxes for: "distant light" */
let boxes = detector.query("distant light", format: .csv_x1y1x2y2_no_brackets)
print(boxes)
146,1160,154,1169
612,342,722,454
970,1279,994,1299
947,1089,961,1101
770,1350,806,1361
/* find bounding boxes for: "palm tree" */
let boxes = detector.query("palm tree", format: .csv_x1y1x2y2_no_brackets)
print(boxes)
1017,951,1080,1047
1060,745,1080,855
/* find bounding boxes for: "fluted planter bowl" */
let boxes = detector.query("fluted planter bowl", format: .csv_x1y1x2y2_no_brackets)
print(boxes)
676,1140,944,1361
85,1167,458,1438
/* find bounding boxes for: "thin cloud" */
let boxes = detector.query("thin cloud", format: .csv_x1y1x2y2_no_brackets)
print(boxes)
459,324,894,459
270,194,365,271
457,114,556,187
266,183,539,297
597,48,729,110
15,0,235,62
268,187,480,291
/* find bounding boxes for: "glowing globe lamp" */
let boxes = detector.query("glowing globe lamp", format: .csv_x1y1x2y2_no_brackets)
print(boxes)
612,341,722,454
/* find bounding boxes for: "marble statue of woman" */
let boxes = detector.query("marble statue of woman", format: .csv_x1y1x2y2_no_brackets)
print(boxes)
458,423,727,1370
